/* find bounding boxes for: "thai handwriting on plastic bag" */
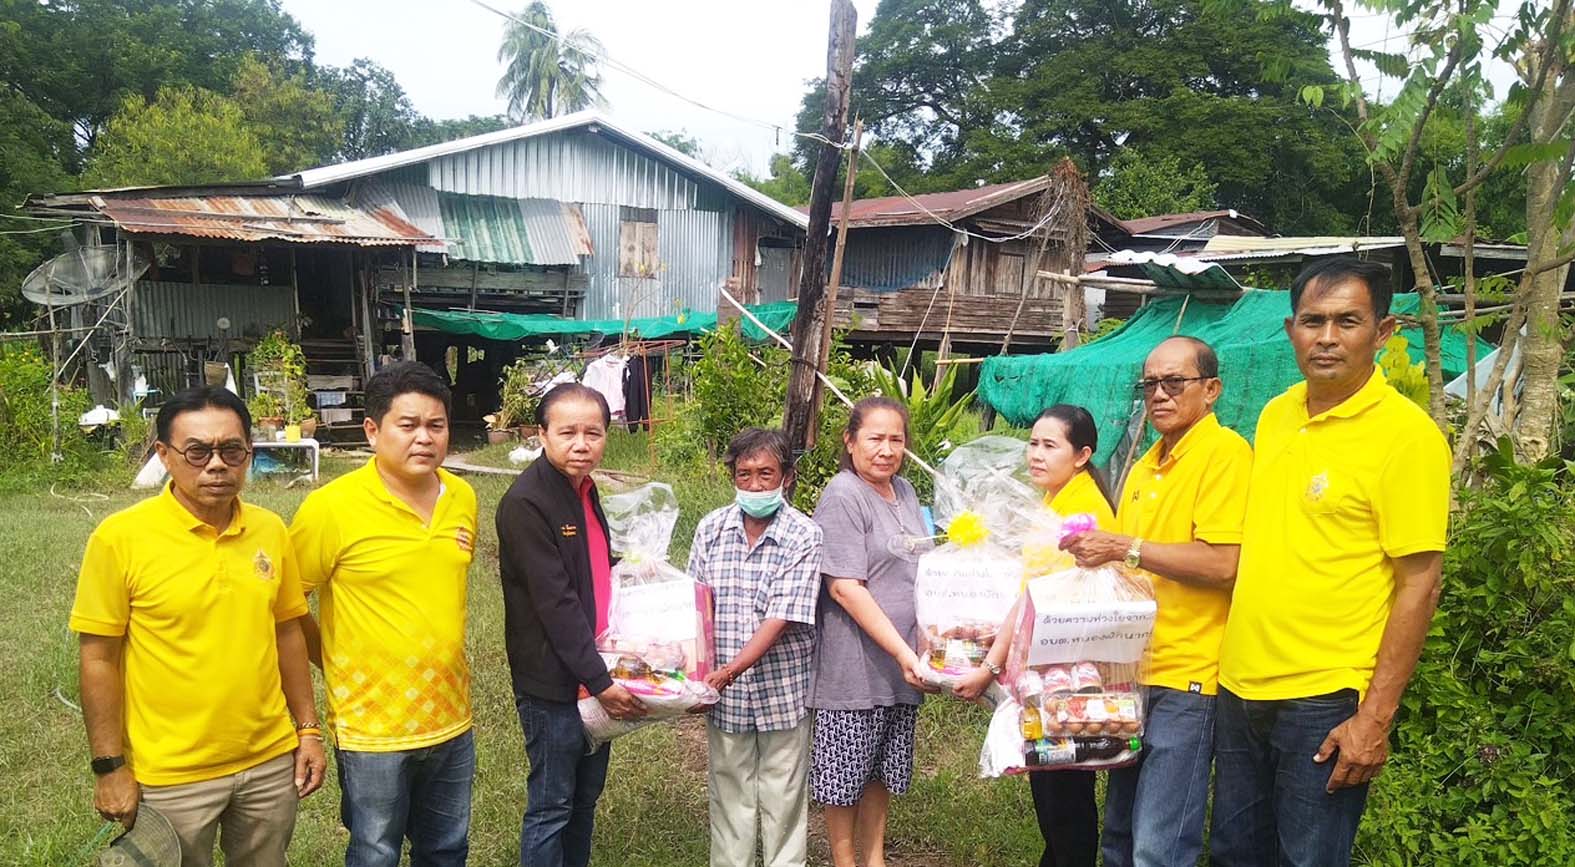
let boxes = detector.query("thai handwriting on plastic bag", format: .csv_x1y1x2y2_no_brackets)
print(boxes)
1023,596,1157,666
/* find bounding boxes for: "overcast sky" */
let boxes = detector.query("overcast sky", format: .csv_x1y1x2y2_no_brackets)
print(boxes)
279,0,1521,177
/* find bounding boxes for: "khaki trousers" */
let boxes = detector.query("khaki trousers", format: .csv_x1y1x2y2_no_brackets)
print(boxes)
139,752,298,867
707,718,810,867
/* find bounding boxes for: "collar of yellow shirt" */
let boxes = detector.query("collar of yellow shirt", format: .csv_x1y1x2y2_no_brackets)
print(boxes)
1284,364,1390,425
159,481,248,537
1138,410,1222,472
359,457,454,522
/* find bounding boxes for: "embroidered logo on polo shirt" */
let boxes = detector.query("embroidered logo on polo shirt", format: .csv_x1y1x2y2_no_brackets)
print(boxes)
456,526,474,553
1305,471,1330,503
560,524,579,538
254,549,274,581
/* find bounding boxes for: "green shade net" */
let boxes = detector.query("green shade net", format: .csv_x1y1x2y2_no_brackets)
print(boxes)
411,301,799,343
978,290,1483,466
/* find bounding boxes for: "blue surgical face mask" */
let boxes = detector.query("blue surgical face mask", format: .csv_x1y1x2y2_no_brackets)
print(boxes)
735,485,785,518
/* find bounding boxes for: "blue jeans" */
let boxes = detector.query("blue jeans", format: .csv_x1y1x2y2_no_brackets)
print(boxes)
517,693,611,867
1211,688,1370,867
1101,686,1216,867
337,729,475,867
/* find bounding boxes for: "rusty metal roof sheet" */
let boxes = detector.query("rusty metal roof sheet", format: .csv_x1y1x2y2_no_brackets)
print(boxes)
88,194,435,246
815,176,1052,228
1122,209,1269,237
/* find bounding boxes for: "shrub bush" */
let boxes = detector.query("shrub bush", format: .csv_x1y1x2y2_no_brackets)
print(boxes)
0,342,104,486
691,321,786,456
1357,443,1575,866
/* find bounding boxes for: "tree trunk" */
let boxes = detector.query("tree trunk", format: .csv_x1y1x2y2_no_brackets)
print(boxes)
1394,200,1447,429
783,0,857,468
1513,48,1575,461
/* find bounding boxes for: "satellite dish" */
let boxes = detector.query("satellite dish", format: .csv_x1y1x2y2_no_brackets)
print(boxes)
21,245,150,307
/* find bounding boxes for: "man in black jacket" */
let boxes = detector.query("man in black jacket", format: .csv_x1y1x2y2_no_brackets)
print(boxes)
497,384,645,867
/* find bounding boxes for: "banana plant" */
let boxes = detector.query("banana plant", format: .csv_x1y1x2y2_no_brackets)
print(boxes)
869,361,975,500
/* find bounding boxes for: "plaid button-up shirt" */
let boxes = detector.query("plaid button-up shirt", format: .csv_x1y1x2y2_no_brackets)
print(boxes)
688,502,822,733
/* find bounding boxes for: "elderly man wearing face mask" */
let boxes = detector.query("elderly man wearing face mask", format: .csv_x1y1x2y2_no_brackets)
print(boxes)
688,427,823,867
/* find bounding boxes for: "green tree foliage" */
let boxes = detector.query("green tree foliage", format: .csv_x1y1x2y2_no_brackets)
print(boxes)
791,0,1372,233
734,154,814,207
316,58,432,161
83,86,268,188
692,321,787,456
229,54,343,175
0,0,314,155
1094,149,1218,219
649,130,701,159
416,114,514,145
494,1,605,121
0,90,75,323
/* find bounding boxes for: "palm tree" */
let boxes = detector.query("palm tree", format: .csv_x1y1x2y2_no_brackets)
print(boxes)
495,2,606,121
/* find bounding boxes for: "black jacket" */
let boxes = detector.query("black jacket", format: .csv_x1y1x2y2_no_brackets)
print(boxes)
497,457,615,703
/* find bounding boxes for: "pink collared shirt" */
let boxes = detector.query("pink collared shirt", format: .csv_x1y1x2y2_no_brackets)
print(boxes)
578,476,612,636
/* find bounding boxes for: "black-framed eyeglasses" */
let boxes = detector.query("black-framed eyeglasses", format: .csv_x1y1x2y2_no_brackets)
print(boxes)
1133,376,1213,398
169,441,252,468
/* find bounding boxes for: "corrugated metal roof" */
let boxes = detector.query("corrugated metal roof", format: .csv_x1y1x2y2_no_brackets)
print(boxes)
440,194,532,264
1123,209,1269,237
283,110,808,230
89,194,434,246
517,198,592,265
1200,235,1406,255
355,180,448,254
432,193,592,266
816,177,1051,228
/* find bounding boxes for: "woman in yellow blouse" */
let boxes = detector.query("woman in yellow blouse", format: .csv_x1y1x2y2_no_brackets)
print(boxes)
957,404,1114,867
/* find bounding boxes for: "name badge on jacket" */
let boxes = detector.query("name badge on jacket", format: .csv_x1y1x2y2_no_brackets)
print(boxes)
560,524,579,538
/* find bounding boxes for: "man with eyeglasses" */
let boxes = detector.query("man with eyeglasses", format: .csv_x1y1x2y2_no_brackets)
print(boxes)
71,386,326,867
1059,336,1253,867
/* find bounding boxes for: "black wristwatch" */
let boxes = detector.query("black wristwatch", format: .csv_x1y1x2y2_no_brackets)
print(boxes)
91,755,125,776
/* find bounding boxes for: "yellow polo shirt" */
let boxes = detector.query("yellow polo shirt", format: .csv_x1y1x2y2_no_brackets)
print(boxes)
1220,367,1449,700
69,484,307,786
1118,413,1252,695
1047,470,1117,531
290,459,478,751
1024,471,1119,585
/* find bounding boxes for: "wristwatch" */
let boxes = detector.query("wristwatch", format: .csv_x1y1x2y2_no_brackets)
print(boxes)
1124,537,1144,569
91,755,125,776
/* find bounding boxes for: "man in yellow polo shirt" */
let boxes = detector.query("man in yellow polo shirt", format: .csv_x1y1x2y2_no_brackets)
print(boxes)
290,361,478,867
1061,336,1252,867
1214,258,1448,867
72,387,326,867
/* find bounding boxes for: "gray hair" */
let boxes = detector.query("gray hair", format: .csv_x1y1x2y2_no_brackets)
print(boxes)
723,427,793,475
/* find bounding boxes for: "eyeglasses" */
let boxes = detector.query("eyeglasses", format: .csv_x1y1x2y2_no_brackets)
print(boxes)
1133,376,1212,398
169,441,252,468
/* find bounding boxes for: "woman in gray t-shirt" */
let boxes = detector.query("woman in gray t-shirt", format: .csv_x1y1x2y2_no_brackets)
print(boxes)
808,396,939,867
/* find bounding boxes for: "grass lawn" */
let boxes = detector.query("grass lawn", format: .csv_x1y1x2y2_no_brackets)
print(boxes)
0,431,1046,866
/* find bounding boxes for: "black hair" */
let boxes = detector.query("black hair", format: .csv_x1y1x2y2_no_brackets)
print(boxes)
1290,257,1394,319
839,396,912,472
1158,336,1220,379
156,386,251,444
1034,404,1115,510
535,382,611,428
365,360,452,426
724,427,793,476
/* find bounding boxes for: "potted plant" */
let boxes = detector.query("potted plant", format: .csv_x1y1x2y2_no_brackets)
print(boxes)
483,413,514,445
497,358,547,441
248,330,311,440
248,391,284,438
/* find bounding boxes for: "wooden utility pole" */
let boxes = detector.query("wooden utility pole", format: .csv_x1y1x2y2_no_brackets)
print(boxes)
783,0,857,464
807,116,862,448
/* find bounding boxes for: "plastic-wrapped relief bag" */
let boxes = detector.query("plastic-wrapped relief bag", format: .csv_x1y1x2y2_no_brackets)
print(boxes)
578,482,717,750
